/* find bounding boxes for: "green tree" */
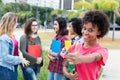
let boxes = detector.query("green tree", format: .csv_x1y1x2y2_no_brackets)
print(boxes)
74,0,92,11
0,2,53,24
0,0,3,19
17,11,33,23
74,0,119,23
51,9,65,17
92,0,119,11
66,11,82,20
74,0,119,11
0,0,2,3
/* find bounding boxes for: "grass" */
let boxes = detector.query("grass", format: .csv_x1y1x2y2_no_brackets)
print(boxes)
99,38,120,49
17,31,120,80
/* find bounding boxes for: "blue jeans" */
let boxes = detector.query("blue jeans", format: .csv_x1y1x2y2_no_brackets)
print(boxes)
0,66,17,80
21,65,40,80
14,65,18,80
48,72,64,80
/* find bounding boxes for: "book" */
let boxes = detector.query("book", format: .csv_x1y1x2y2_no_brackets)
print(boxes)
65,40,71,51
67,52,75,72
68,62,75,73
51,39,62,54
28,45,41,58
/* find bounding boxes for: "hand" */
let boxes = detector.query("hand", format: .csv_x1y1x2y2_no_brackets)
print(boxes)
67,71,78,80
36,57,42,64
48,53,55,62
67,44,82,64
22,58,30,67
49,50,58,57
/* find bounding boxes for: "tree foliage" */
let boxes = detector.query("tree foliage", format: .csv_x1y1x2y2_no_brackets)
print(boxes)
0,0,2,3
74,1,92,11
92,0,119,10
0,2,53,24
74,0,119,23
74,0,119,11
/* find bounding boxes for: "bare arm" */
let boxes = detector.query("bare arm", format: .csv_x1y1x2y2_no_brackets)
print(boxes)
67,51,102,64
67,44,102,64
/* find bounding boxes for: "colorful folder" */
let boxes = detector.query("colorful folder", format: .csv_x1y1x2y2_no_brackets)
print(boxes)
28,45,41,58
68,62,75,73
51,39,62,54
65,40,71,51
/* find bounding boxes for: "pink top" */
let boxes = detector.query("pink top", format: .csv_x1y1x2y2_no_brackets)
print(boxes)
12,37,19,56
68,43,108,80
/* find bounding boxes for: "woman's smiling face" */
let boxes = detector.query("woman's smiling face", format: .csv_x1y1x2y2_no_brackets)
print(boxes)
82,22,100,42
53,21,59,33
31,21,38,34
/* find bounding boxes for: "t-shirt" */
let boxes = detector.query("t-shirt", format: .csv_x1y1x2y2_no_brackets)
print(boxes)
68,42,108,80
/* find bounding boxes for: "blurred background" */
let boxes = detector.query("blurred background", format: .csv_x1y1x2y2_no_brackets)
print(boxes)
0,0,120,30
1,0,120,80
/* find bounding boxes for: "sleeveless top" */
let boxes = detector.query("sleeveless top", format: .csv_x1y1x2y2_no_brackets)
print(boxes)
12,37,19,56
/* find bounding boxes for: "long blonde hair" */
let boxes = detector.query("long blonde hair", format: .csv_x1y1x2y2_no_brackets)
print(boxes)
0,12,18,37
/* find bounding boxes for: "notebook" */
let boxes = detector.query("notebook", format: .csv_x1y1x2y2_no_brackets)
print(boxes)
68,62,75,73
65,40,71,51
51,39,62,54
28,45,41,58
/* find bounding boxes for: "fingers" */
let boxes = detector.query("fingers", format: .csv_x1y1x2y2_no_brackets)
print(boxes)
48,54,55,61
73,73,78,80
24,61,30,66
67,58,74,64
67,53,74,58
69,72,78,80
75,43,79,53
71,69,76,74
22,58,30,67
22,63,25,67
67,53,75,61
67,43,80,59
49,50,52,54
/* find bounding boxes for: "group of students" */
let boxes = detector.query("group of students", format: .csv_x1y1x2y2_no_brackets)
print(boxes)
47,10,109,80
0,10,109,80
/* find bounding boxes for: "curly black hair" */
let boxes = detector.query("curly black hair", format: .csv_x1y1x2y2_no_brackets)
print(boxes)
83,10,110,38
69,18,82,36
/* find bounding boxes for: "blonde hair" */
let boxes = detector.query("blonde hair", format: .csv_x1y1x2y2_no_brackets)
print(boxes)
0,12,18,37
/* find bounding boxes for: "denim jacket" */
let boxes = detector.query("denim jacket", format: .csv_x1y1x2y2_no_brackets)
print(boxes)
0,34,22,71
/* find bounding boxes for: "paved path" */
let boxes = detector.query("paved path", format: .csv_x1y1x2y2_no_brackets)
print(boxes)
101,49,120,80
